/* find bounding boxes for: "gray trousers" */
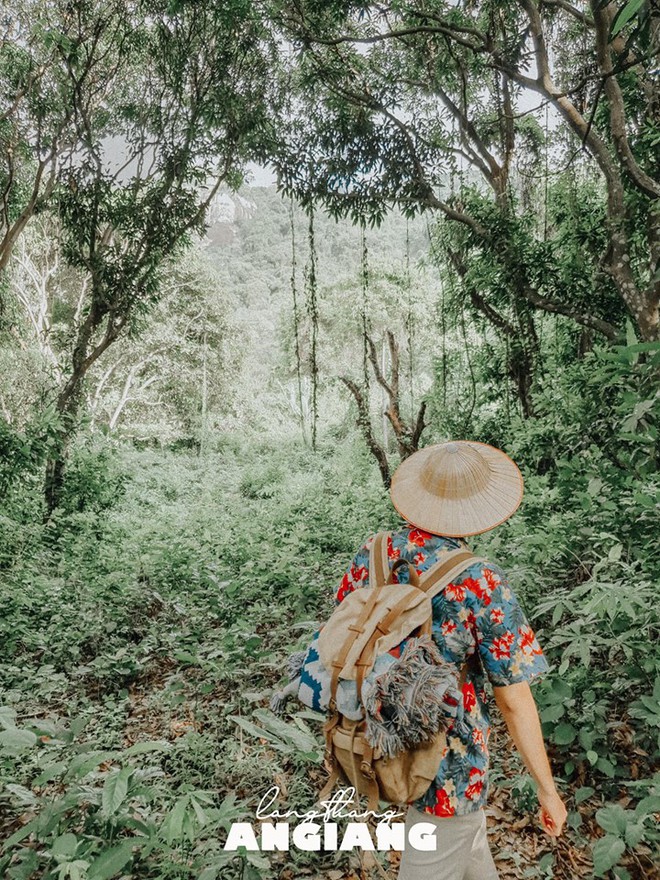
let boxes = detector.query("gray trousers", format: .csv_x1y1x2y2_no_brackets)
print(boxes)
398,805,499,880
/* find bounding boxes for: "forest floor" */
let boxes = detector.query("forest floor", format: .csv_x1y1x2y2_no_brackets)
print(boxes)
114,628,616,880
1,443,657,880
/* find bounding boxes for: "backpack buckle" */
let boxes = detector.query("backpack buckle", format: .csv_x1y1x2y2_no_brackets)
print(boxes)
360,761,375,779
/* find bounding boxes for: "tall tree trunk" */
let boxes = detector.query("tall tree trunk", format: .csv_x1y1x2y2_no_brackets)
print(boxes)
43,294,121,514
43,393,82,515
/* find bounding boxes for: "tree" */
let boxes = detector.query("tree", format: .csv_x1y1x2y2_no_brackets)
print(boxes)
271,0,659,345
86,242,238,443
0,0,281,510
341,329,426,487
0,0,136,274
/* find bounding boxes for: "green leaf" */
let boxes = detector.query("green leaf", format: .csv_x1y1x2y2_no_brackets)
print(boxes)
611,0,645,37
548,679,573,702
87,840,135,880
65,750,116,780
625,317,639,347
634,795,660,819
174,650,199,665
0,727,37,754
121,740,171,757
246,851,270,870
33,762,68,786
230,715,287,749
568,811,583,830
596,804,628,836
608,544,623,562
101,766,132,817
578,639,591,667
252,709,319,753
539,852,554,871
6,847,38,879
553,722,577,745
160,796,189,845
294,709,325,723
189,794,209,827
597,757,617,777
52,832,79,859
592,835,625,876
4,784,36,805
0,706,16,730
2,815,40,849
624,821,645,848
61,859,90,880
540,704,565,723
587,478,604,496
575,786,595,805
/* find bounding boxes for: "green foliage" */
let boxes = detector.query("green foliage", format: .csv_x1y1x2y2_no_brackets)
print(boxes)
0,409,61,498
0,438,391,877
0,2,655,878
591,787,660,877
1,391,658,876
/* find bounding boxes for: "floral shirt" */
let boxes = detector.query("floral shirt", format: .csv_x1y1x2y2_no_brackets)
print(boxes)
336,525,549,817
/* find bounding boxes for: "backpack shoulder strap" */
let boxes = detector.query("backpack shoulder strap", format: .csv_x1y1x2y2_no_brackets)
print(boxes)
419,548,486,600
368,530,390,587
326,531,390,710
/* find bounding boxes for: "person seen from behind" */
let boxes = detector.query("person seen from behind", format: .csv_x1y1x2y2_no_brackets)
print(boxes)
336,441,567,880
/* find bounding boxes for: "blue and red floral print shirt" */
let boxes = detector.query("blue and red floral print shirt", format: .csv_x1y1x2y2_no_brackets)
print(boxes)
336,525,549,817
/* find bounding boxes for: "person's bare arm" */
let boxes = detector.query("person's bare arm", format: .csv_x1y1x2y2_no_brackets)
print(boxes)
493,681,567,837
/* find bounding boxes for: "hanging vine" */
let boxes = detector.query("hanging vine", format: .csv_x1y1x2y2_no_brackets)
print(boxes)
537,102,550,368
427,218,448,409
304,205,319,450
289,197,306,442
504,333,512,422
404,216,415,424
360,220,370,395
459,298,477,436
341,219,426,484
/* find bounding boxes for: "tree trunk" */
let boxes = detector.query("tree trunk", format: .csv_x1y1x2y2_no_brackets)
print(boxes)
341,329,427,487
340,376,391,488
43,393,81,515
43,298,112,514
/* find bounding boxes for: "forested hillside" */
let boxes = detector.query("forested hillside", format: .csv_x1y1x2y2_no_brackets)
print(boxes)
1,1,659,879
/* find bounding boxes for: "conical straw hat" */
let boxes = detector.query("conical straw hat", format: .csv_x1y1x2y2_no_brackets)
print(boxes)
390,441,523,537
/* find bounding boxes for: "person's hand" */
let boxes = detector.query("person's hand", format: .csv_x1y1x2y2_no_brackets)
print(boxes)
537,786,567,837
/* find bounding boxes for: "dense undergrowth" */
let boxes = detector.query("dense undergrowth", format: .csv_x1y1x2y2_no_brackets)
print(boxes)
0,341,658,880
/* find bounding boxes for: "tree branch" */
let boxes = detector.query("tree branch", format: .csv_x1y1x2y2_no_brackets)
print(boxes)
522,286,620,339
590,0,660,200
411,401,427,450
340,376,391,487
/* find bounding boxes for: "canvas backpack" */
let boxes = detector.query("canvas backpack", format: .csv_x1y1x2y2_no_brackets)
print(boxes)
276,531,483,810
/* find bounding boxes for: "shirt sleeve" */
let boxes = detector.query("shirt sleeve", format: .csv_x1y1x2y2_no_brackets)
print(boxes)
335,535,373,604
461,562,549,686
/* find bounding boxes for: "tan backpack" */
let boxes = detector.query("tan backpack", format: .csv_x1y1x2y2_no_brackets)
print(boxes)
317,531,482,809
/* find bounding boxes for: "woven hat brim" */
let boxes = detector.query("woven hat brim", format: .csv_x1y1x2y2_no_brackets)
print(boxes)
390,442,524,537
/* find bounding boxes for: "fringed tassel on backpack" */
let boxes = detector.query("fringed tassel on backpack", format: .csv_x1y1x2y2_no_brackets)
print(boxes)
270,649,308,715
287,650,307,681
362,635,461,760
